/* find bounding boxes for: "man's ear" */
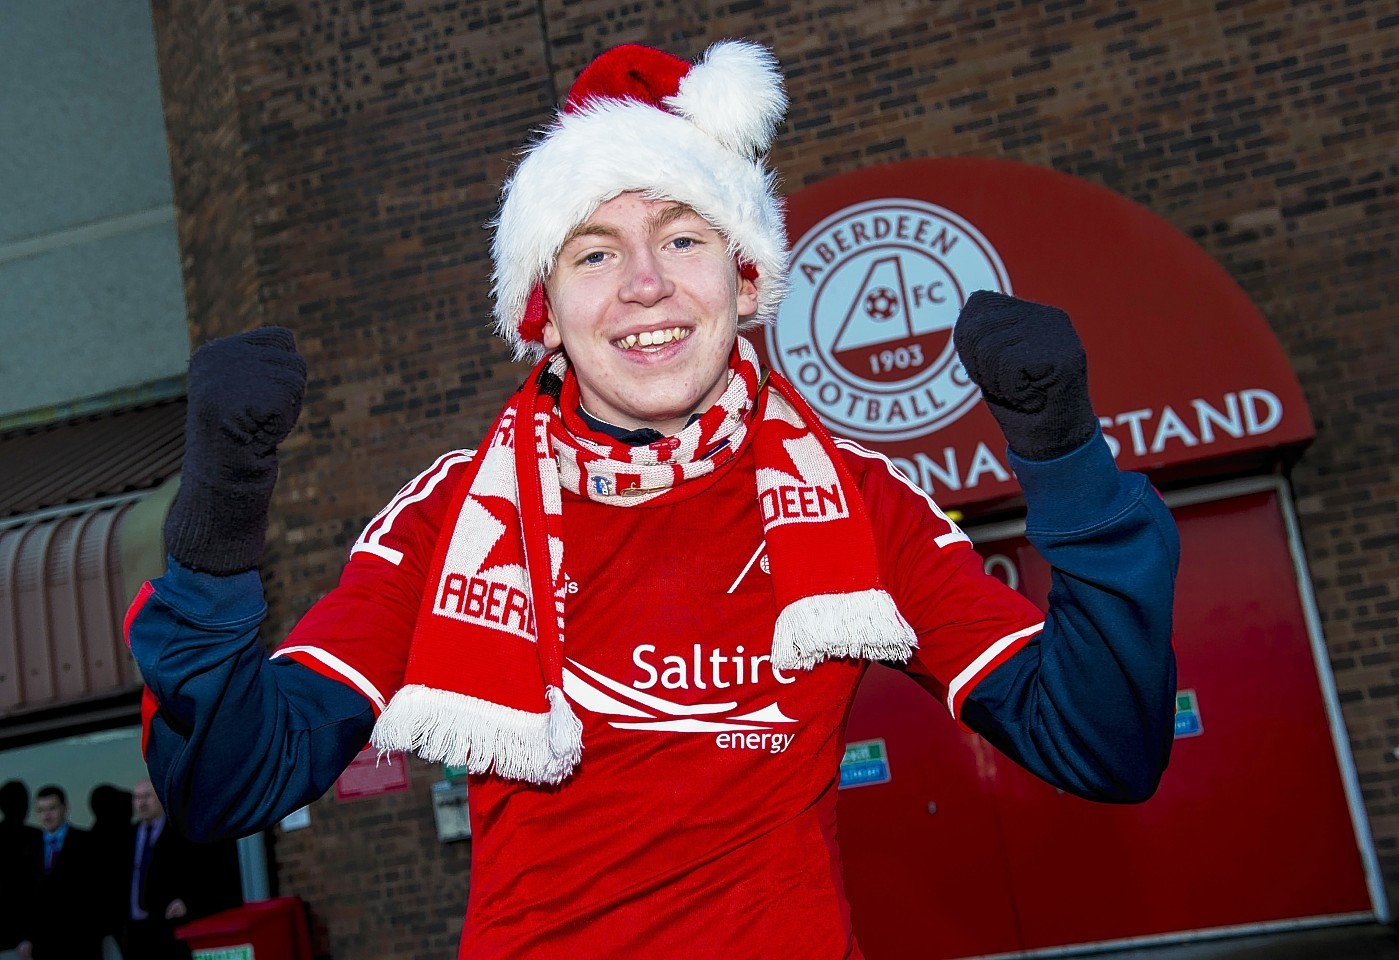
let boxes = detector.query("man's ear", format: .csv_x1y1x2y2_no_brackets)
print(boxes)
737,271,759,320
542,320,562,351
541,290,562,349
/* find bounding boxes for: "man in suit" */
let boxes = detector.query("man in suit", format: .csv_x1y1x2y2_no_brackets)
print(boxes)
122,779,242,960
0,781,41,955
17,785,102,960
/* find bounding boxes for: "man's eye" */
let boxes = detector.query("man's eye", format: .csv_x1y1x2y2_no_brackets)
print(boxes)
672,236,696,250
581,251,607,265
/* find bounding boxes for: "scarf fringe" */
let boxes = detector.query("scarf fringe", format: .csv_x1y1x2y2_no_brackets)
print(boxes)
769,590,918,671
546,685,584,769
372,684,582,784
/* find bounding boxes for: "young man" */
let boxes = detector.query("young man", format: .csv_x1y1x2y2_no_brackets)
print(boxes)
126,41,1179,959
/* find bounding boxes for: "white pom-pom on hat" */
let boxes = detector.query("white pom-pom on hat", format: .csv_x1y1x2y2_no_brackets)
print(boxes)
665,41,788,160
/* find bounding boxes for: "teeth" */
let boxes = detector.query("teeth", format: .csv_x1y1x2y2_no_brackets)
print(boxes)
615,328,689,351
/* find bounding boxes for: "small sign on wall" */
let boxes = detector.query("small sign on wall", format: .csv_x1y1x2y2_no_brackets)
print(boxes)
334,747,411,801
840,738,892,789
432,779,471,842
193,946,253,960
1175,689,1204,738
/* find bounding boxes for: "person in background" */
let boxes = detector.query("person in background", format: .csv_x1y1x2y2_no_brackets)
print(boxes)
88,784,135,954
122,779,242,960
18,786,102,960
0,781,40,956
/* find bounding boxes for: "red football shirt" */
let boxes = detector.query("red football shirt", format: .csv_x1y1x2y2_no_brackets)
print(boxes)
278,438,1043,959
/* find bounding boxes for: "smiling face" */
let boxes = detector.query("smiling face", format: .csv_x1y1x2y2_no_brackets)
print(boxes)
542,193,759,436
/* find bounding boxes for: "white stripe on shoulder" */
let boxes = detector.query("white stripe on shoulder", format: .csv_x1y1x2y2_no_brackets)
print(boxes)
274,645,389,712
351,449,475,566
945,622,1044,717
833,437,971,547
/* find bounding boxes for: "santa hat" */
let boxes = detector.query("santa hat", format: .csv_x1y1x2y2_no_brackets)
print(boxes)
490,40,791,360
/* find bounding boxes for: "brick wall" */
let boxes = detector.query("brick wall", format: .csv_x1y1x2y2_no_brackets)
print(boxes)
152,1,1398,957
150,0,265,347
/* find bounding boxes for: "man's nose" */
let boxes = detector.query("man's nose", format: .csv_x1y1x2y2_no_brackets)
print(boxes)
620,247,674,305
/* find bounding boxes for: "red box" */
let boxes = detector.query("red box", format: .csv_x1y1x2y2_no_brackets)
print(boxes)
176,897,312,960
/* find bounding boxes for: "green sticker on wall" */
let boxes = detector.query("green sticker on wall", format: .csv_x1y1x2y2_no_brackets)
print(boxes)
1174,689,1203,738
840,738,891,788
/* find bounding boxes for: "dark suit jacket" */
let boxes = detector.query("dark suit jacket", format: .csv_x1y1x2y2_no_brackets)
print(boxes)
89,821,136,940
0,821,41,950
27,825,104,960
128,819,242,936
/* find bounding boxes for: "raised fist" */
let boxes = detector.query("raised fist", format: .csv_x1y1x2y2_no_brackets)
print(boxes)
164,327,308,574
186,327,307,458
953,291,1097,461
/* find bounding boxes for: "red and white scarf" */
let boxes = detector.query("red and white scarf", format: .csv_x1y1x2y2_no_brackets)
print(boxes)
370,338,916,784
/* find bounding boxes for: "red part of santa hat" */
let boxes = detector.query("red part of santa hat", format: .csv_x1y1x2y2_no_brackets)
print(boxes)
492,41,791,359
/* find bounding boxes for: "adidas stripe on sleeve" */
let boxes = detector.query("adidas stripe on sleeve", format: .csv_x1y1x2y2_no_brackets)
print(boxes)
272,450,477,712
840,439,1044,719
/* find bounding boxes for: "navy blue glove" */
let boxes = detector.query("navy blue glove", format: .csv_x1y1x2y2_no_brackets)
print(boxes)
164,328,307,574
953,291,1097,461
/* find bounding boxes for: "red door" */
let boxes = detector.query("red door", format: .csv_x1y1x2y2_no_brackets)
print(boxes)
840,665,1022,958
838,488,1376,958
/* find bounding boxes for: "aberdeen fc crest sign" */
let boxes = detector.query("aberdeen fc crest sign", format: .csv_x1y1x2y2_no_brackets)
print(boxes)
758,158,1314,510
767,199,1011,443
